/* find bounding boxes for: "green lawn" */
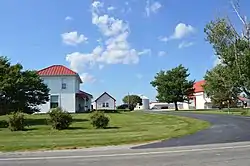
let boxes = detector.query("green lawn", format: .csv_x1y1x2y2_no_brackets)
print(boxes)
0,111,210,152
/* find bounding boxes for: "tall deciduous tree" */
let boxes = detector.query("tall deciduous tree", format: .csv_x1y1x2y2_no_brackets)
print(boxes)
204,65,240,109
123,94,142,107
150,65,194,110
204,0,250,97
0,56,50,114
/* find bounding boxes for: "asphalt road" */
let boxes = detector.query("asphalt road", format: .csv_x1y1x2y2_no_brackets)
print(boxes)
133,112,250,149
1,142,250,166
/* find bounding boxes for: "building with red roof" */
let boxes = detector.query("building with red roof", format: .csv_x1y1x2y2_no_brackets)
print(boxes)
188,80,212,109
37,65,93,113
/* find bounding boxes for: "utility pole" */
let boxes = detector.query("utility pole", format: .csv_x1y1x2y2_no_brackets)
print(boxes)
128,92,130,109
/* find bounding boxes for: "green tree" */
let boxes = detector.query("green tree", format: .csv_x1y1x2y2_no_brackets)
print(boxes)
0,56,50,114
122,94,142,107
150,65,194,110
204,65,240,109
204,3,250,97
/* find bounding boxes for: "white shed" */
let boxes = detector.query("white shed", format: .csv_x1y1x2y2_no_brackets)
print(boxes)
93,92,116,110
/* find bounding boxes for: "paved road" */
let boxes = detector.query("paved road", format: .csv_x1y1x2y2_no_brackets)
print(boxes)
133,112,250,149
1,142,250,165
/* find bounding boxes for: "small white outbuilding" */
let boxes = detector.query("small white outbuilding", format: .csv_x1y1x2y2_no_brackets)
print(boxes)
134,95,150,110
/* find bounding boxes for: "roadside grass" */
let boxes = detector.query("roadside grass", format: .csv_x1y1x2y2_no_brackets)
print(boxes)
176,108,250,116
0,111,210,152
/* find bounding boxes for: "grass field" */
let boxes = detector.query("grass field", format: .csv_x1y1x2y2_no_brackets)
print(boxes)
0,111,210,152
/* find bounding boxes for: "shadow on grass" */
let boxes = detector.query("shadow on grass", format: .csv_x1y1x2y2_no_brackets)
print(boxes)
105,126,120,129
73,119,89,123
67,126,87,130
25,118,89,126
23,127,39,131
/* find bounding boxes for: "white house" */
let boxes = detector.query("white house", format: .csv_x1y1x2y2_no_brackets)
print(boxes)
93,92,116,110
37,65,93,113
189,80,212,109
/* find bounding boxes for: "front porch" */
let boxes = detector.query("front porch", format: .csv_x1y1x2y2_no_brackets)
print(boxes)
76,91,93,113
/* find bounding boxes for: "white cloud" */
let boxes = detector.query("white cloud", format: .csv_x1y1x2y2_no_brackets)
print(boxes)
150,2,162,13
145,1,162,17
65,16,73,21
99,64,104,69
138,49,151,56
170,23,195,40
92,1,103,9
66,1,145,79
178,41,194,49
213,55,222,67
61,31,88,46
158,36,168,42
136,74,143,79
80,73,96,83
158,51,167,57
107,6,115,11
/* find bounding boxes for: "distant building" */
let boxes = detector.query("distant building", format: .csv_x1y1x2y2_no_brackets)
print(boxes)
93,92,116,110
189,80,212,109
37,65,93,113
134,95,150,110
149,80,212,110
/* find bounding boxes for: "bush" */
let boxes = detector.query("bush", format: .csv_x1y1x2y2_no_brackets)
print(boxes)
241,110,248,116
90,111,109,129
0,120,8,128
8,112,26,131
48,107,73,130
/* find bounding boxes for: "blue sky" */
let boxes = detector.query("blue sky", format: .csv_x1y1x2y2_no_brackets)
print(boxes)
0,0,250,104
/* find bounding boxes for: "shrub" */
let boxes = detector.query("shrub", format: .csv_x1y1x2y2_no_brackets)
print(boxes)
48,107,73,130
0,120,8,128
241,110,248,116
90,111,109,129
8,112,26,131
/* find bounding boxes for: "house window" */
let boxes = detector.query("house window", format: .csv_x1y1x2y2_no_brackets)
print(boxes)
102,103,105,107
62,83,67,89
50,95,59,109
106,103,109,107
61,78,67,89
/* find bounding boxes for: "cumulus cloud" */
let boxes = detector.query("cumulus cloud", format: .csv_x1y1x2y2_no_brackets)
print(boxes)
61,31,88,46
66,1,146,81
158,36,168,42
160,23,195,42
79,73,96,83
171,23,195,39
107,6,115,11
138,49,151,56
178,41,194,49
158,51,167,57
145,1,162,17
65,16,73,21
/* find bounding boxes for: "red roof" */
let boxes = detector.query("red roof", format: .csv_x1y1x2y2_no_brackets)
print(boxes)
38,65,82,83
76,91,93,100
38,65,77,76
193,80,205,93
